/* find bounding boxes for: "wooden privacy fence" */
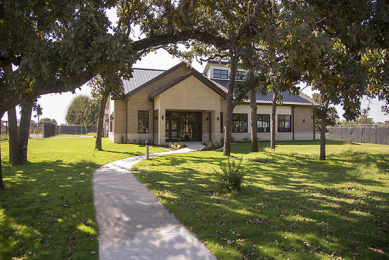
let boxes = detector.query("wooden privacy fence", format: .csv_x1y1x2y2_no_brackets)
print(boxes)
43,122,57,138
57,125,97,135
325,125,389,145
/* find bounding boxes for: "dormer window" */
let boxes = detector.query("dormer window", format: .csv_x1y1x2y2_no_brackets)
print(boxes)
237,71,248,80
214,69,228,79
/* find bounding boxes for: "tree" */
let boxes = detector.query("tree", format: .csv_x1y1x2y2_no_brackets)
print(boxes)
33,104,43,132
88,75,126,150
1,0,386,184
18,102,33,162
0,0,268,188
172,0,274,156
312,93,339,133
355,108,374,124
39,118,57,124
7,107,20,165
66,96,100,129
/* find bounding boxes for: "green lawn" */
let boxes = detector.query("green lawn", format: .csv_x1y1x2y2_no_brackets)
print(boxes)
0,137,166,260
132,140,389,260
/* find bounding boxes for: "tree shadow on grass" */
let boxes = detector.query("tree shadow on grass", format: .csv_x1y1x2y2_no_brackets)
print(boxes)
132,148,389,259
0,159,101,260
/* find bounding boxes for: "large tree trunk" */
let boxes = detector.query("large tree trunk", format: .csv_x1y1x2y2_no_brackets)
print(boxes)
95,95,108,150
320,103,328,160
18,103,33,161
270,92,277,149
223,54,238,156
8,107,21,164
0,111,4,189
250,88,258,152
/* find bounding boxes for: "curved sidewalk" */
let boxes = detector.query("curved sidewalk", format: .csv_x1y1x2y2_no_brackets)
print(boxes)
93,143,216,260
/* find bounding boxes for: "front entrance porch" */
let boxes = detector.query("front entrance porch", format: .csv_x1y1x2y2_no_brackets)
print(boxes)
165,112,202,142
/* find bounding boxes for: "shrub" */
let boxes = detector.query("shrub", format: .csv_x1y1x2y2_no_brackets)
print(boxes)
206,142,213,149
179,142,185,148
243,137,250,142
120,135,129,144
214,156,247,192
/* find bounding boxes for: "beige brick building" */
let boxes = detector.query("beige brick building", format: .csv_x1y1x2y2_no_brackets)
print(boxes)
107,61,319,144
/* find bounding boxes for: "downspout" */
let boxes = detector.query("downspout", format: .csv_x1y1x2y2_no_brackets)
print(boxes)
292,106,295,141
209,112,212,142
313,112,315,140
152,100,155,143
126,101,128,141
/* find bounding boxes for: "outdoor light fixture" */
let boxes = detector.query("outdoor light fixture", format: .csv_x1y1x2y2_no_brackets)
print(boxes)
206,117,209,121
217,117,219,121
156,116,158,120
303,119,305,122
162,115,164,120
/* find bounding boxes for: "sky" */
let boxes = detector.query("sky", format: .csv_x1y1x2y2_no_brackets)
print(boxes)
1,8,388,124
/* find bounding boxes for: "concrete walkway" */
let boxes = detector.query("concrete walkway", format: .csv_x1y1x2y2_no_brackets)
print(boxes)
93,142,217,260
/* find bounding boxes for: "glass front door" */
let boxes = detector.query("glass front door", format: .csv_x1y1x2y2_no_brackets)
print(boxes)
165,112,202,142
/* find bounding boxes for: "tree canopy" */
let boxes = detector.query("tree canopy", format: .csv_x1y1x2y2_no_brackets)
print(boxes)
66,95,100,127
0,0,388,188
39,118,57,124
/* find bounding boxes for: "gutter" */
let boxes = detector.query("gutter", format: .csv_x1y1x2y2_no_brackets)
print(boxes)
152,100,155,143
126,101,128,142
209,112,212,142
313,114,316,140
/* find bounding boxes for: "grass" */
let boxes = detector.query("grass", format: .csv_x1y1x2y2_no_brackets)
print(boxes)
132,140,389,260
0,137,166,260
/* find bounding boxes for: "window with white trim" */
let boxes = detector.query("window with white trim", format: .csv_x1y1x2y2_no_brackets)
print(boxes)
213,69,228,79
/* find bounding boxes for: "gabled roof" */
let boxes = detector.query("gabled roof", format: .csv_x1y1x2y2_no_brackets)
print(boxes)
123,68,165,94
212,79,319,106
122,61,318,106
149,70,227,100
124,62,189,95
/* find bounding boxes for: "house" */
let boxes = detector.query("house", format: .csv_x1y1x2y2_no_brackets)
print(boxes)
107,61,319,144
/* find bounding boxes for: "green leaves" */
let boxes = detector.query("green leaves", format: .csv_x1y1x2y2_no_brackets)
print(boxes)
215,156,247,192
66,95,100,127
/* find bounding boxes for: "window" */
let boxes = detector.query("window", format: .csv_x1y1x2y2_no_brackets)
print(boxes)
257,114,270,132
237,71,248,80
214,69,228,79
232,114,248,133
278,115,291,132
220,112,223,133
138,111,149,133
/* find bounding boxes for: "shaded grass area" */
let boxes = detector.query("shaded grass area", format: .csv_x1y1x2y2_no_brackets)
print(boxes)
132,140,389,260
0,137,166,260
